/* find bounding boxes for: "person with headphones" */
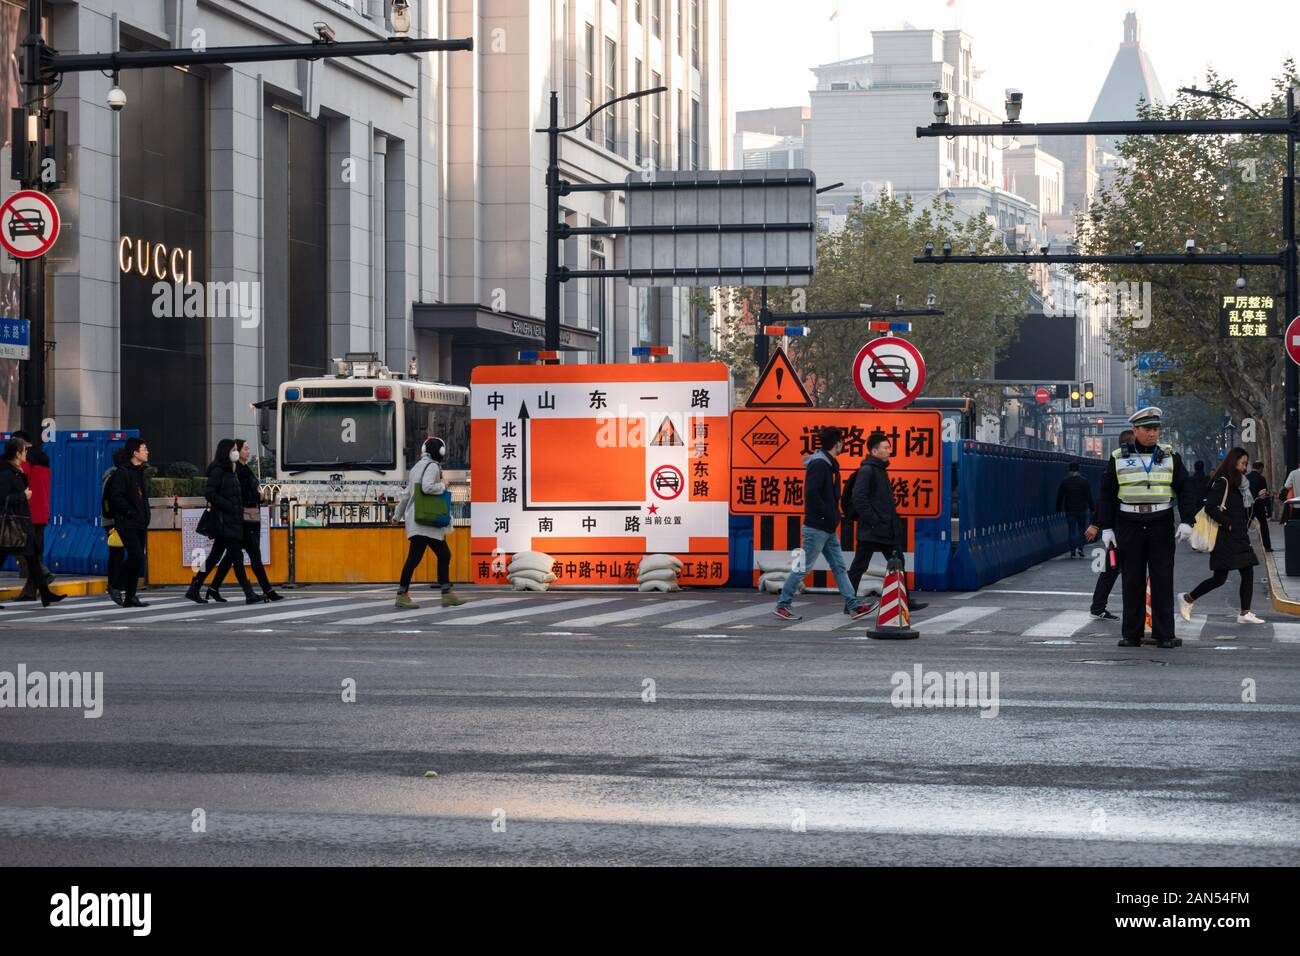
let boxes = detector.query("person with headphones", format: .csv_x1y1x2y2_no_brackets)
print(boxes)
392,436,466,610
1093,408,1200,648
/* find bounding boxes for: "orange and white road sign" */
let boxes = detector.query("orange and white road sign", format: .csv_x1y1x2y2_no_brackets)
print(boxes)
730,407,943,519
470,362,732,586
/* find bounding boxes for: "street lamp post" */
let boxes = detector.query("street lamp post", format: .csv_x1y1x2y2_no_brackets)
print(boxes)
915,92,1300,471
537,86,667,353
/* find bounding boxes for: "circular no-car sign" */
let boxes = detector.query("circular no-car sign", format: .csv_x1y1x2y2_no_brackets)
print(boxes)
650,464,684,500
852,336,926,410
1287,315,1300,368
0,190,60,259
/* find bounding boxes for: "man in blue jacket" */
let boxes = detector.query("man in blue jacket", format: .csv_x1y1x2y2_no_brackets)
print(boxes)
774,426,874,622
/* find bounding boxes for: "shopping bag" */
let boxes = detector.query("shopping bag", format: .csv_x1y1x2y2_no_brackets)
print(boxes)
1189,480,1230,553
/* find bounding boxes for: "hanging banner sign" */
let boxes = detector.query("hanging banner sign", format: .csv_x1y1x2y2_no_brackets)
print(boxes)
1219,293,1275,339
469,362,732,586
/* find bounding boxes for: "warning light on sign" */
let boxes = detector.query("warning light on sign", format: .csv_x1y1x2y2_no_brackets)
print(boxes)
763,325,811,337
518,350,560,363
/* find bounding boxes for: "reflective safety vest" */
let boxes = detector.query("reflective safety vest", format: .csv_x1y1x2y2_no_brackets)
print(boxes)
1112,444,1175,504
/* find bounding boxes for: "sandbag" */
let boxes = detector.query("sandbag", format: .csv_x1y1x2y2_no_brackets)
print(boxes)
508,551,555,575
755,554,797,573
636,567,679,584
511,578,548,591
638,579,680,592
639,553,684,574
509,568,557,584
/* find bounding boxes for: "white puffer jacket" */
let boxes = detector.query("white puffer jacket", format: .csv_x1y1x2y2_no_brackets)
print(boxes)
393,455,447,540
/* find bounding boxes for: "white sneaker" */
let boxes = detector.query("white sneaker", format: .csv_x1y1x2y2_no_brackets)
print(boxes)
1237,611,1265,625
1178,593,1193,623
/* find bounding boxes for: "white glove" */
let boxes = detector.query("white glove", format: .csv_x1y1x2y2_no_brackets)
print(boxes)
1175,523,1193,542
1100,529,1116,549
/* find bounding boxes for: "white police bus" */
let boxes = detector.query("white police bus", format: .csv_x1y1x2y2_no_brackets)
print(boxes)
256,352,469,484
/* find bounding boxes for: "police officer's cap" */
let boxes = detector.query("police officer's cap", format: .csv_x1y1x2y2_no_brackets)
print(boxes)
1128,406,1163,428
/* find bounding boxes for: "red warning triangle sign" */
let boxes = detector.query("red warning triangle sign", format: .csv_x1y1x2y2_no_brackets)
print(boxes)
745,346,813,407
650,417,685,446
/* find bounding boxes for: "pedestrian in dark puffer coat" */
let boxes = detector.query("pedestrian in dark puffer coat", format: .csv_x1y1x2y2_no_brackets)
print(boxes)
1180,447,1263,625
210,438,281,602
185,438,256,605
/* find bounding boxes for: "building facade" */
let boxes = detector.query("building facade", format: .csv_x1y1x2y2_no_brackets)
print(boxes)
0,0,729,468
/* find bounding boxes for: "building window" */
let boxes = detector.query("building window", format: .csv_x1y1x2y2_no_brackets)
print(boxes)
650,71,662,167
584,23,595,141
635,0,643,23
633,58,644,165
604,38,617,151
652,0,662,37
690,98,700,169
691,0,700,69
590,238,610,361
677,0,683,53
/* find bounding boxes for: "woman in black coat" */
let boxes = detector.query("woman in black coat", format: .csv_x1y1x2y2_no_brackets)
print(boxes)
184,438,257,605
210,439,280,601
0,437,63,608
1180,447,1263,625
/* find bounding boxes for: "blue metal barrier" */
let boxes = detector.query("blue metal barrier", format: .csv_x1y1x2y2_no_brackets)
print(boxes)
942,441,1104,590
2,429,136,576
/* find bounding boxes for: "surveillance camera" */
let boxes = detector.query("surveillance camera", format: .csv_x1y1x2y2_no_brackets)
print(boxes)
942,241,952,255
390,0,412,37
1005,88,1023,123
1236,274,1247,289
1185,239,1197,251
1132,241,1144,252
932,90,950,122
1218,242,1229,253
924,242,934,256
107,85,127,112
313,21,336,44
895,294,903,309
926,293,937,307
1039,244,1050,255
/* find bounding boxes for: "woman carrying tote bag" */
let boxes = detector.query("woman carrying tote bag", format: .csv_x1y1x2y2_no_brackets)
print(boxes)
1180,447,1263,625
392,436,465,610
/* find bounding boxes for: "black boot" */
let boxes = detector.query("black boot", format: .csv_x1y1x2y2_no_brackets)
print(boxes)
185,577,208,604
244,586,264,605
40,590,66,608
263,589,284,602
206,587,228,604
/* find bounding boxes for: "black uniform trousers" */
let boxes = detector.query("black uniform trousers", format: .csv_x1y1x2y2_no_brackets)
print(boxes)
1115,509,1176,644
1252,501,1272,551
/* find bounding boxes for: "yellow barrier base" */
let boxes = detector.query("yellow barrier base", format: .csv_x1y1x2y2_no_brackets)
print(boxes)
0,576,107,601
146,526,472,586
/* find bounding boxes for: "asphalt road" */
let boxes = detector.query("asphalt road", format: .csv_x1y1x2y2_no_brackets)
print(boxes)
1,542,1297,866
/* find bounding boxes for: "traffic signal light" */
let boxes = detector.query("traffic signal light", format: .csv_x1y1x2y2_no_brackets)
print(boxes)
1083,382,1095,407
1070,385,1081,408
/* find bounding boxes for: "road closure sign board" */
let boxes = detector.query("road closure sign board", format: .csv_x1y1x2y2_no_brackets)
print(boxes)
729,408,944,518
469,362,732,586
0,190,60,259
852,336,926,409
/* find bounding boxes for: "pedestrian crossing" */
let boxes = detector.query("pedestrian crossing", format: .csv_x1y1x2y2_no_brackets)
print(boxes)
3,591,1299,643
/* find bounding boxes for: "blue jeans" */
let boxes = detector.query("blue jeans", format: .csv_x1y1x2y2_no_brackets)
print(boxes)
776,525,861,611
1066,512,1088,552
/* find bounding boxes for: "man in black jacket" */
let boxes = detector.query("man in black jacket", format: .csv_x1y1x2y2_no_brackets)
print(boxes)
1056,463,1095,557
105,437,151,607
847,430,927,612
773,426,872,622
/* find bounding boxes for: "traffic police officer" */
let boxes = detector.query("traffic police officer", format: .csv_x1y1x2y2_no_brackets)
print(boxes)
1094,407,1199,648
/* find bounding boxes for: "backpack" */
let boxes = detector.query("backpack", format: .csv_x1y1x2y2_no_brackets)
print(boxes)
841,468,859,521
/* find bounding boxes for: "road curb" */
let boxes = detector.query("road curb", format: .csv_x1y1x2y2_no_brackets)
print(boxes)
0,577,107,601
1263,550,1300,616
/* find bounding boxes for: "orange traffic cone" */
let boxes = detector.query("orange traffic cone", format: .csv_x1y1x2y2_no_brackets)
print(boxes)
869,558,919,640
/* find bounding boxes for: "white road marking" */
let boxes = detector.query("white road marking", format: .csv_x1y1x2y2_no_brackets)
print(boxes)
562,600,717,629
1272,622,1300,643
11,598,189,624
223,600,422,625
787,609,858,631
346,597,529,626
442,598,618,626
1023,610,1096,638
985,589,1094,596
916,605,1002,634
105,596,347,625
664,603,772,630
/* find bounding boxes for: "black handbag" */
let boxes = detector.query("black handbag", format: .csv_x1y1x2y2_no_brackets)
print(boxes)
195,508,217,539
0,505,31,552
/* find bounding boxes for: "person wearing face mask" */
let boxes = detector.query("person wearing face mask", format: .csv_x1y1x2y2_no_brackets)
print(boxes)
1179,447,1265,625
185,438,258,605
392,436,466,609
209,439,282,602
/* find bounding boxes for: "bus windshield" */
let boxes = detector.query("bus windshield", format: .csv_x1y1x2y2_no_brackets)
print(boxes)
281,401,396,472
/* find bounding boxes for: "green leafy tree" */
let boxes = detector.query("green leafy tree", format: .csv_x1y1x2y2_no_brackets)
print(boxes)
1076,65,1298,483
698,194,1032,412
